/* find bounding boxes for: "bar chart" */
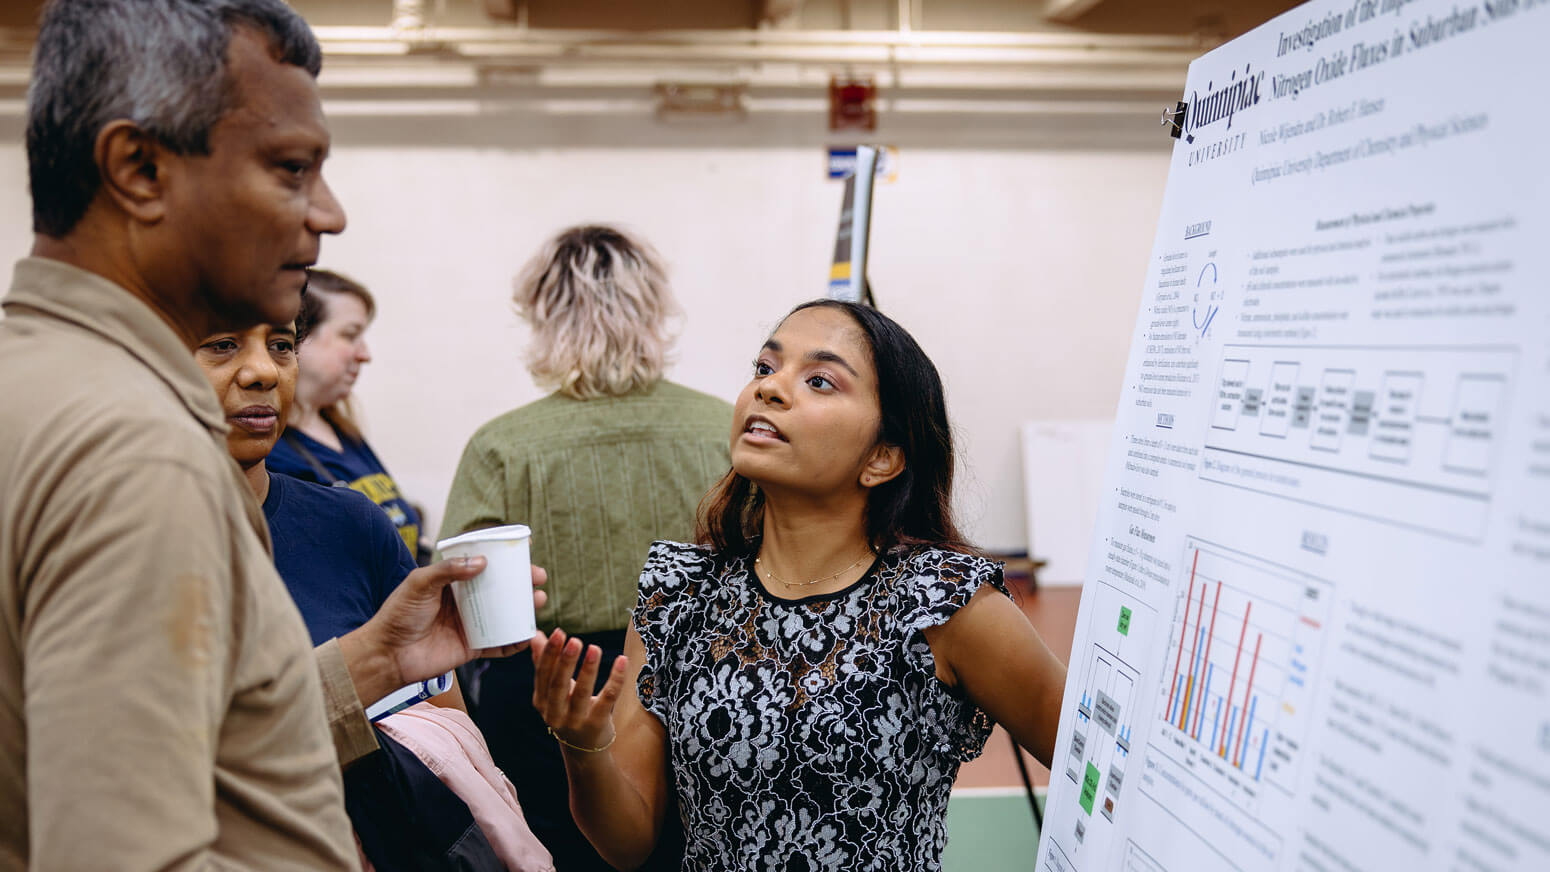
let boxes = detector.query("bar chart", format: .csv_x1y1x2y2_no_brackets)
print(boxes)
1152,539,1332,800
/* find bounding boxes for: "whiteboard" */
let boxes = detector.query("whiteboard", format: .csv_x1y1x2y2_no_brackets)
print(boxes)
1039,1,1550,870
1021,419,1112,586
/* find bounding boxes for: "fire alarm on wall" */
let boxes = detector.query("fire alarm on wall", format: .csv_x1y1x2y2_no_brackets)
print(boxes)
829,76,877,132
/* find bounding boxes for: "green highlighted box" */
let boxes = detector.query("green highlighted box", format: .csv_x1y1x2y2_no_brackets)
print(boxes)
1079,762,1100,815
1118,606,1133,636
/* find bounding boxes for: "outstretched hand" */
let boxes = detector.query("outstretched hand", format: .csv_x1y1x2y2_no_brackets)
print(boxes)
339,557,548,706
531,628,629,752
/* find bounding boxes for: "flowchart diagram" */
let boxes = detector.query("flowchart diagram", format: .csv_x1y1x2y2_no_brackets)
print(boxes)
1060,581,1154,862
1200,345,1516,539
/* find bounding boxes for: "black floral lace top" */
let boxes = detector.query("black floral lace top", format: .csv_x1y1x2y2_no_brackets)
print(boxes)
633,540,1008,872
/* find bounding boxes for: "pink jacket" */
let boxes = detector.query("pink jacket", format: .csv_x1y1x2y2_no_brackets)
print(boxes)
377,704,555,872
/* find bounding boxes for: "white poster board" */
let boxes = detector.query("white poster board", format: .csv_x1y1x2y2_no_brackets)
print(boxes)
1022,420,1112,585
1039,1,1550,871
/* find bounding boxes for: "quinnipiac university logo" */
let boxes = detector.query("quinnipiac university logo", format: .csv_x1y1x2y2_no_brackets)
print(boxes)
1182,63,1265,145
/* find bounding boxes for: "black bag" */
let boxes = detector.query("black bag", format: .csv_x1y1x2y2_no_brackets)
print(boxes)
344,728,506,872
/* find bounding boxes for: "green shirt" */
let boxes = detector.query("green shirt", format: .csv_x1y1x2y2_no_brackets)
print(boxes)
440,381,733,635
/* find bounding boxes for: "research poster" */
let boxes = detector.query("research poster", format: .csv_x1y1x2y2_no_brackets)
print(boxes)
1039,1,1550,871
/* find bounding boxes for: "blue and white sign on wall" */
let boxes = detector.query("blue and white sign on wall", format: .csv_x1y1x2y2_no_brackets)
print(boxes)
826,146,898,182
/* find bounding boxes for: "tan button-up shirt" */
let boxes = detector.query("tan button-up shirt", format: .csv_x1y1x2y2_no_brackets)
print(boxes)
0,258,363,870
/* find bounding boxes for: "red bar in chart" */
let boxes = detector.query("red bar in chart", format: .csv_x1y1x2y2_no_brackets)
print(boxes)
1166,550,1200,721
1233,633,1263,768
1179,582,1208,731
1219,601,1252,758
1192,582,1223,739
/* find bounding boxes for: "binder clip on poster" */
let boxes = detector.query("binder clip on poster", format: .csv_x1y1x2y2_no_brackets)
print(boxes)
1162,100,1191,143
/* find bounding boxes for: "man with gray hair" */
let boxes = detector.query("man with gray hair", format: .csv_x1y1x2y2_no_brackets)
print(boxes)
0,1,518,868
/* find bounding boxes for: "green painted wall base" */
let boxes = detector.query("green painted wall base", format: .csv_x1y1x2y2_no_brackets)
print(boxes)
942,790,1044,871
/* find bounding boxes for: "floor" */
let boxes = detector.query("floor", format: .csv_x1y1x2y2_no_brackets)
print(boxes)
942,790,1046,870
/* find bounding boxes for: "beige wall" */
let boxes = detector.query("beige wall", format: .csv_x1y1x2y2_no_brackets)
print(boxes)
0,103,1170,554
310,106,1169,552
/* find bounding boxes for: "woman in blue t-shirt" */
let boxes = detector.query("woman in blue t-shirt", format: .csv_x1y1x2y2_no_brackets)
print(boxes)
193,315,440,677
268,269,425,562
193,312,555,870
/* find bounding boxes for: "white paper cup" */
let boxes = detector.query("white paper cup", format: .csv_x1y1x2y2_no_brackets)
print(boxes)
435,524,536,649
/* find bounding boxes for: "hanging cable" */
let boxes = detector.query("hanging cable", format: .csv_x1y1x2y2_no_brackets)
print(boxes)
1010,732,1043,836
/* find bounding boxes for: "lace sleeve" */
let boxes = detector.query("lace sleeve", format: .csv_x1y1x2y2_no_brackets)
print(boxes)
896,547,1010,761
897,548,1009,634
631,540,712,718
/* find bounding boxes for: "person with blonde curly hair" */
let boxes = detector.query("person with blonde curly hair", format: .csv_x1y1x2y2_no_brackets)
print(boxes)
441,224,729,870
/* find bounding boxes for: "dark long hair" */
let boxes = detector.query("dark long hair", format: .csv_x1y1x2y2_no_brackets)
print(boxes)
696,299,977,557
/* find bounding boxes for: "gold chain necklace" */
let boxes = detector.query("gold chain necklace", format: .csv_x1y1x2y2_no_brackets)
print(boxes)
756,549,874,588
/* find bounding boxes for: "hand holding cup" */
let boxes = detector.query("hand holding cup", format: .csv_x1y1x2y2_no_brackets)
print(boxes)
436,524,539,649
341,555,548,706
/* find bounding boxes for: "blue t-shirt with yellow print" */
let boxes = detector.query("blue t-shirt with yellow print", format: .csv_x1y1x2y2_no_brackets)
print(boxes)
267,427,423,559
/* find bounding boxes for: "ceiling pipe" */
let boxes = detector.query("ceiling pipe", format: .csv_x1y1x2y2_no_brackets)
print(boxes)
0,24,1202,96
762,0,805,26
0,24,1205,65
303,26,1203,86
307,26,1204,52
1045,0,1110,24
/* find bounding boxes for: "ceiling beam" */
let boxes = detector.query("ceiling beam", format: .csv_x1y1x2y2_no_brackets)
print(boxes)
1044,0,1109,24
761,0,805,26
0,24,1203,99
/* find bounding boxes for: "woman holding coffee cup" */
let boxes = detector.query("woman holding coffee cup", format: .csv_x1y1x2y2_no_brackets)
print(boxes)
194,314,487,707
193,310,555,868
529,300,1067,871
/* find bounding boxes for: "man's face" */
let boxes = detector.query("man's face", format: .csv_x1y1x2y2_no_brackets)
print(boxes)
159,29,346,330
